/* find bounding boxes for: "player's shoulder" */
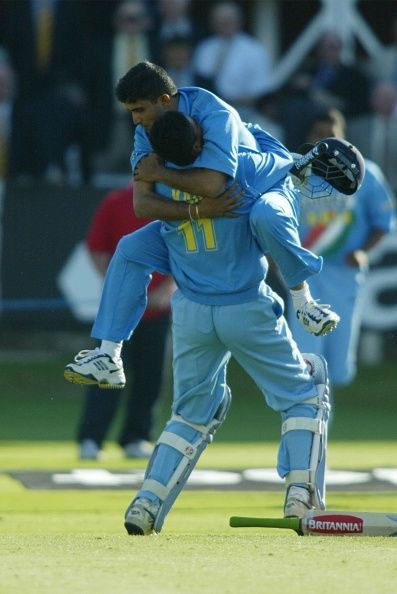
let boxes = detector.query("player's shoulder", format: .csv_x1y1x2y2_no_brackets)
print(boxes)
362,158,387,185
179,86,227,107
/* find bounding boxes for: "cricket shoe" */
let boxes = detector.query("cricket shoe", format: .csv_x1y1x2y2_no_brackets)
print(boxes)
124,498,159,535
296,301,340,336
64,348,126,389
284,486,314,518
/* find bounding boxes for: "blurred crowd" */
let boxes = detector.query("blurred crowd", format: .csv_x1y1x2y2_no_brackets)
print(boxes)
0,0,396,193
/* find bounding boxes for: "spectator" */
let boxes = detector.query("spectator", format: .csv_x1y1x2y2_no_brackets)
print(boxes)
242,91,285,145
77,185,175,460
353,81,397,194
287,108,395,387
279,31,372,150
192,1,272,115
2,0,93,183
158,35,195,88
0,53,15,185
94,0,153,174
368,16,397,85
150,0,204,63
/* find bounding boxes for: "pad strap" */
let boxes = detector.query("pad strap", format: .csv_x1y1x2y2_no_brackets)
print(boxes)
285,469,311,486
281,417,325,435
141,478,169,501
170,413,219,435
302,394,325,406
157,431,197,459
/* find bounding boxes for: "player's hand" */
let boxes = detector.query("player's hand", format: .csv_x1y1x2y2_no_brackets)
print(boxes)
134,154,165,182
198,183,244,218
345,250,369,270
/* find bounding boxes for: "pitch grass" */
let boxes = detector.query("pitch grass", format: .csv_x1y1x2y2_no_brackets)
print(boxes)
1,442,397,594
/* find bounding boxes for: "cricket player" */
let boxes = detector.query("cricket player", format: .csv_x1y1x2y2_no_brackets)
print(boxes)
124,62,337,333
287,109,395,385
65,110,362,534
121,111,331,533
65,61,353,389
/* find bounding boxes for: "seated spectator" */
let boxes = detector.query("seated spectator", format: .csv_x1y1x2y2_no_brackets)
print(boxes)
192,1,272,114
240,91,285,144
0,53,15,185
279,31,372,150
94,0,153,174
353,81,397,194
368,15,397,85
158,35,195,88
150,0,204,63
3,0,94,184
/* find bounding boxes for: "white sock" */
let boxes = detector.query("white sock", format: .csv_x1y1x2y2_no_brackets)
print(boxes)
290,284,313,310
99,340,123,361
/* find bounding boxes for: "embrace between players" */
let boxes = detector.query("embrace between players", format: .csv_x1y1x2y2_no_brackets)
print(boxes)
64,62,365,535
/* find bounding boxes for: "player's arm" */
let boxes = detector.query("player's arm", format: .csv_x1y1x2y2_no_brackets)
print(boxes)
346,164,395,268
134,155,227,197
133,123,228,197
133,179,242,220
345,228,387,268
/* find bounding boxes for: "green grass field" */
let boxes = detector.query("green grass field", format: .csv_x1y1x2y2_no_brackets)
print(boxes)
1,355,397,593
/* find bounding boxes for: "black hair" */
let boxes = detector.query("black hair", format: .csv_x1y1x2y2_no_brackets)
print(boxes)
149,112,197,166
115,61,177,103
307,108,346,136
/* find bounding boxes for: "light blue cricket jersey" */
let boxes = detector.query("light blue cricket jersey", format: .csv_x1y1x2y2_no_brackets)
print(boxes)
297,160,395,264
156,148,293,305
132,86,261,176
130,85,295,305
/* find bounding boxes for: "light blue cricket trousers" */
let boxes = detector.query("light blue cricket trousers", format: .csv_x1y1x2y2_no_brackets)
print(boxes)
136,287,321,501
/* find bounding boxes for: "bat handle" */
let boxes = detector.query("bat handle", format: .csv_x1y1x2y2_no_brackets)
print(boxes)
291,141,328,175
229,516,302,534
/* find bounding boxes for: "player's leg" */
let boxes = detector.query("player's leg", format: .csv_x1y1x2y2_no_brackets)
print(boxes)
64,222,171,388
119,315,170,458
316,263,363,386
249,186,340,335
289,263,362,386
124,292,232,535
250,187,322,287
92,221,171,341
279,352,329,516
215,286,330,516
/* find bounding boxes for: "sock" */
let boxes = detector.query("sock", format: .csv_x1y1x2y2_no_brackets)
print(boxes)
100,340,123,361
290,284,313,310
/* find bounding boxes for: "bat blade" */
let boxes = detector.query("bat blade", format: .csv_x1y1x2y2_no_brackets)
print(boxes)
302,510,397,537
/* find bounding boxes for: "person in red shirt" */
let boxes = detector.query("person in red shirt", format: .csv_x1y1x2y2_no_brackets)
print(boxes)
77,185,175,459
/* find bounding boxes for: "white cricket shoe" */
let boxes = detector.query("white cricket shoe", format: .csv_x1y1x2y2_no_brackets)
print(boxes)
124,498,159,535
64,348,126,389
296,301,340,336
123,440,154,459
284,486,314,518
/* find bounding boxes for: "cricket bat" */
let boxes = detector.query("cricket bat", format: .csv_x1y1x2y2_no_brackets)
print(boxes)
229,510,397,537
